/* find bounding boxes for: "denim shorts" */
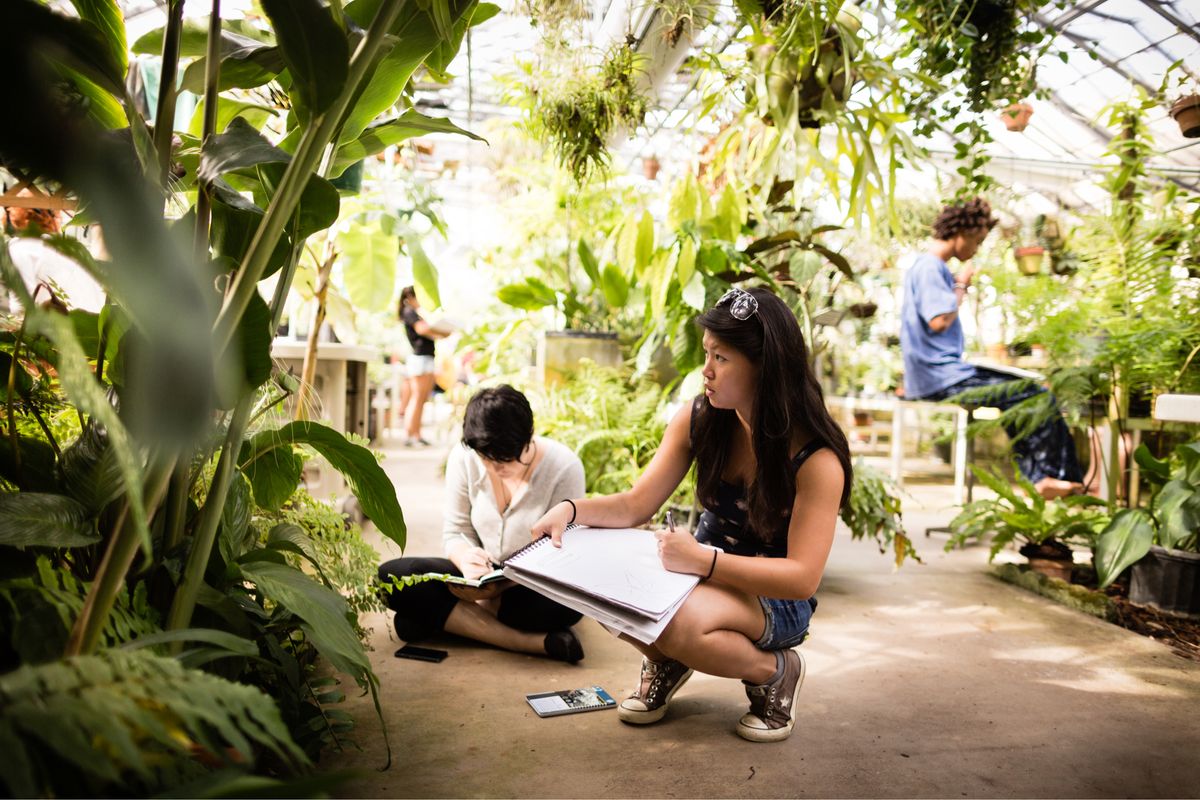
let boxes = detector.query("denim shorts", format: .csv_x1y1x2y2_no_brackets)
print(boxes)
755,596,817,650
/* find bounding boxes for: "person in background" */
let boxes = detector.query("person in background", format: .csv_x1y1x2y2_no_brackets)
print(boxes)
379,385,588,662
899,197,1084,499
398,286,448,447
532,287,853,742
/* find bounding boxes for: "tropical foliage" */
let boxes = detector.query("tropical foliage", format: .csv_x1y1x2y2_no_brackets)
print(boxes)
0,0,494,792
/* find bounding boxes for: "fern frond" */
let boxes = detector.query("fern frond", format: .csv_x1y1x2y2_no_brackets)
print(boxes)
0,650,308,797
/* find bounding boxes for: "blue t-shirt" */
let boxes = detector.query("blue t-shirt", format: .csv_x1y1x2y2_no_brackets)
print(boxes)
900,253,975,398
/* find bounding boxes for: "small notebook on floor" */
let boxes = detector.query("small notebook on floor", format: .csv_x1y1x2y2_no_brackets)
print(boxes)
526,686,616,717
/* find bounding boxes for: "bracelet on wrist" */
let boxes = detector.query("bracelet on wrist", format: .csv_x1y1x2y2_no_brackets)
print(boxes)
703,548,718,581
954,282,969,290
562,498,577,526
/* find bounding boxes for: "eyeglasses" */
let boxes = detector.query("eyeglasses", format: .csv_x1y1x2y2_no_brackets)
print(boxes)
715,288,759,321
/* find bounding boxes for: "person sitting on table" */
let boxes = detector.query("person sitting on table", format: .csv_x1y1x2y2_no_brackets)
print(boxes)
531,286,853,742
899,197,1084,499
378,384,588,662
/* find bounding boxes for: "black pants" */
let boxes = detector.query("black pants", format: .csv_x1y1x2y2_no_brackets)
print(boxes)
918,367,1083,485
377,556,582,642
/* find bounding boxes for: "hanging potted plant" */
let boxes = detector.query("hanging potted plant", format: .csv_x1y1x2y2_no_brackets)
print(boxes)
1000,101,1033,132
1169,93,1200,139
1013,245,1045,275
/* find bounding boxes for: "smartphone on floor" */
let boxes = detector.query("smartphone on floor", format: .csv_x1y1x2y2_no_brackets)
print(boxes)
394,645,448,662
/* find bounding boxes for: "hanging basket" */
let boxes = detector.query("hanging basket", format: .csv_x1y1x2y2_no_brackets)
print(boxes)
999,102,1034,132
1013,245,1045,276
1169,94,1200,138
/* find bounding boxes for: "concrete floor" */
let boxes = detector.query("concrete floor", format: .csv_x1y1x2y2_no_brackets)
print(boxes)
330,430,1200,799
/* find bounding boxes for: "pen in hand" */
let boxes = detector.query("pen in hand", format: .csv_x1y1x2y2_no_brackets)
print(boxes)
666,509,675,532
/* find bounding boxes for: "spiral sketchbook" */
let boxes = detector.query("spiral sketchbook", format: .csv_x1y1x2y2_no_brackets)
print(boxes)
502,527,700,644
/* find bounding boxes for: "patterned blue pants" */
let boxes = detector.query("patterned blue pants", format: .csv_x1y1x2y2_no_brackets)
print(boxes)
918,368,1083,485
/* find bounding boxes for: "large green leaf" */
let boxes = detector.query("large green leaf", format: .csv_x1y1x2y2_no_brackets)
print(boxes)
1093,509,1155,589
0,435,59,493
0,493,97,548
69,0,127,76
236,290,274,392
332,110,484,176
635,211,656,275
119,627,259,659
209,179,291,278
261,0,349,123
253,163,341,241
425,0,493,78
340,221,397,312
132,22,268,58
187,98,276,139
577,238,600,285
240,422,406,549
198,117,291,184
236,560,372,684
600,263,629,308
497,278,556,311
1152,479,1200,551
218,471,253,565
237,436,302,512
59,424,125,514
1132,443,1170,484
11,0,125,97
410,238,441,311
339,0,479,144
179,34,285,94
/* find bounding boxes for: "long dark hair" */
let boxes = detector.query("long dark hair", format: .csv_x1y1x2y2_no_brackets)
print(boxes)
692,287,852,543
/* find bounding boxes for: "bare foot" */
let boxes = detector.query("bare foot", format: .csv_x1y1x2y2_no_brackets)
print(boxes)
1035,477,1083,500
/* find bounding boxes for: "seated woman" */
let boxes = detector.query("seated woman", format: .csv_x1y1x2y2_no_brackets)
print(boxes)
379,385,587,662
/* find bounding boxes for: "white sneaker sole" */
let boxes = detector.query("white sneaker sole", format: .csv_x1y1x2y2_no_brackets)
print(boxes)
736,650,806,743
617,668,694,725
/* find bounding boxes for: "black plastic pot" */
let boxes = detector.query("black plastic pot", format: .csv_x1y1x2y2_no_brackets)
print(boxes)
1129,545,1200,619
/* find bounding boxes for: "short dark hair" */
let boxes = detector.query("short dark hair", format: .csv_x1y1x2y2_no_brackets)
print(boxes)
932,198,997,240
461,385,534,462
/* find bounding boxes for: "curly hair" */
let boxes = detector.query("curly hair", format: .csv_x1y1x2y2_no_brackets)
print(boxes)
932,198,997,240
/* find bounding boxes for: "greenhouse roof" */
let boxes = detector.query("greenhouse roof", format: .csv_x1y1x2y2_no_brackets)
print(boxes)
114,0,1200,205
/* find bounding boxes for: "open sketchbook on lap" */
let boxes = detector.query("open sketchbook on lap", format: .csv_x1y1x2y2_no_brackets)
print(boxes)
502,526,700,644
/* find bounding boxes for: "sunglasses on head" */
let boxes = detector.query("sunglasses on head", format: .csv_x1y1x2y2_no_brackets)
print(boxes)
715,288,759,321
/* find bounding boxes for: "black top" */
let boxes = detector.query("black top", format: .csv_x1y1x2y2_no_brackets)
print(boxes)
688,396,826,558
402,305,435,357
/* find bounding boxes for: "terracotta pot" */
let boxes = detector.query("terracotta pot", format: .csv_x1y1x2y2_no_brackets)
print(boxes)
1028,557,1073,583
1014,246,1045,276
1000,102,1034,132
643,156,661,181
1169,94,1200,139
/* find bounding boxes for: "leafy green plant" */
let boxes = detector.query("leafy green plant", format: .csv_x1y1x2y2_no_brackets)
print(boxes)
1092,441,1200,588
0,0,494,789
947,464,1111,561
840,459,918,566
0,650,306,797
534,44,649,183
531,364,678,499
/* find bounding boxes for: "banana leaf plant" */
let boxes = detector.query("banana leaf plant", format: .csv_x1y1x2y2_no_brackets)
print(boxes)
0,0,494,792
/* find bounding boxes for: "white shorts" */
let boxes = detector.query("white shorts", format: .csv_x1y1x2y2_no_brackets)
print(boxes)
407,354,436,377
